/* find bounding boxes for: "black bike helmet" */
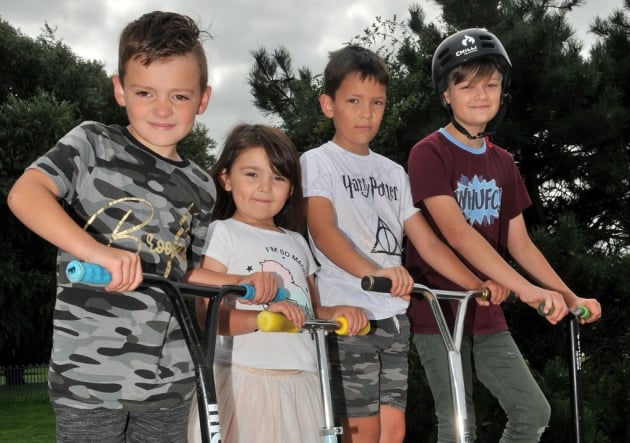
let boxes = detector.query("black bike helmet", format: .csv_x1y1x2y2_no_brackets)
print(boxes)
432,28,512,138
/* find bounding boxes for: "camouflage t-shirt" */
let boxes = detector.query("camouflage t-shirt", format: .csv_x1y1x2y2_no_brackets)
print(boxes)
30,121,215,411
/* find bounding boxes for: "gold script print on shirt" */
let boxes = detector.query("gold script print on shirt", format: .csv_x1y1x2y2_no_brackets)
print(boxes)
83,197,193,278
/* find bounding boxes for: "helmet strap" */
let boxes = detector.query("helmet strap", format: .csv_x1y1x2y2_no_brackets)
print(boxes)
451,118,492,140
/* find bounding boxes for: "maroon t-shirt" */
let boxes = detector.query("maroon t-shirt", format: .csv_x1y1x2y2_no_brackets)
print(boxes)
406,129,531,335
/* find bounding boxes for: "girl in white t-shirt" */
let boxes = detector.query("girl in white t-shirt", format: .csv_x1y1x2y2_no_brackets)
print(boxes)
186,123,368,443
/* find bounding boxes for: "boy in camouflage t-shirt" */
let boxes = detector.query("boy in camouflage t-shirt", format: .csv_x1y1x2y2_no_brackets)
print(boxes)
8,11,215,442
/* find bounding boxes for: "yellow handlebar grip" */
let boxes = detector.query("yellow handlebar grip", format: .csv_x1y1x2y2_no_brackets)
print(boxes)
358,322,371,336
335,317,349,335
335,317,370,336
256,310,299,333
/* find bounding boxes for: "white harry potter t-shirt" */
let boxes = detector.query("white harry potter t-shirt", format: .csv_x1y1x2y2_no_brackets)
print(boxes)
300,141,418,320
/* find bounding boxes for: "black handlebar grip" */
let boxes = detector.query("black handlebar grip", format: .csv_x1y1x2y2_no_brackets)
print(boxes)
361,276,392,293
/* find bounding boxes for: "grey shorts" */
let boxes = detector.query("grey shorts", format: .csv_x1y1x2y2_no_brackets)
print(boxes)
54,398,192,443
328,314,410,417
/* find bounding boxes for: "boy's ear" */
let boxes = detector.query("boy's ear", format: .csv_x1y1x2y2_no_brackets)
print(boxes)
197,86,212,115
441,90,451,107
319,94,335,118
112,75,126,107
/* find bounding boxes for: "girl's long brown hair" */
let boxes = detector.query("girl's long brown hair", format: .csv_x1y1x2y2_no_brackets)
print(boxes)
210,124,306,234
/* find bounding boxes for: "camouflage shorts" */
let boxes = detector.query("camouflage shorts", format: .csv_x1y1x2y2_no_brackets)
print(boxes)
327,314,410,417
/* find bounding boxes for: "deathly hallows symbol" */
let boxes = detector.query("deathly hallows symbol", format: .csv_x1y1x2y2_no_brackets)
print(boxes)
371,217,401,256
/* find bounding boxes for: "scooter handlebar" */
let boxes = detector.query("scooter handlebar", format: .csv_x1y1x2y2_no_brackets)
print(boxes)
361,275,490,300
65,260,286,301
361,275,590,320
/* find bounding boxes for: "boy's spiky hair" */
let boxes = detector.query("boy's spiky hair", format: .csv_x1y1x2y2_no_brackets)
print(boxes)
118,11,210,90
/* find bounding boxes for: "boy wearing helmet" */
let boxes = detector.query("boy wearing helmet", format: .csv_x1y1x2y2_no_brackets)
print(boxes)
405,28,601,442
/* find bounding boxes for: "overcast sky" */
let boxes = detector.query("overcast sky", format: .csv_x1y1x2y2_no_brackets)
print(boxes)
1,0,624,147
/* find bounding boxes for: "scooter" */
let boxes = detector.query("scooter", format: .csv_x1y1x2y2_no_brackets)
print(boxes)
256,310,370,443
361,276,488,443
65,261,286,443
361,276,591,443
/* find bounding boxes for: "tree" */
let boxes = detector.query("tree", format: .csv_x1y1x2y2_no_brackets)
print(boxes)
0,19,218,368
587,2,630,254
249,47,332,149
179,123,218,171
0,20,126,125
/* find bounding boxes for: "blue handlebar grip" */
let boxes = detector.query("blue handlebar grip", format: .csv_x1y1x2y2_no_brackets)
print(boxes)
274,288,287,301
66,261,112,285
239,284,287,302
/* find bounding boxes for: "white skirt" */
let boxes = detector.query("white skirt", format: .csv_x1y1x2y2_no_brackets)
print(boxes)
188,364,324,443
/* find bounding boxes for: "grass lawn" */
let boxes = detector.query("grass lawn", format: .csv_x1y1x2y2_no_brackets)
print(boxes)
0,367,55,442
0,393,55,442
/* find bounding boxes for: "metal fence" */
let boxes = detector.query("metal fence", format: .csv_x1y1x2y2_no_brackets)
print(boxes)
0,364,48,399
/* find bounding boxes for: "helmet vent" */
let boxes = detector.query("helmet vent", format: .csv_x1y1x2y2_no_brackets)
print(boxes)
436,48,450,62
439,55,452,68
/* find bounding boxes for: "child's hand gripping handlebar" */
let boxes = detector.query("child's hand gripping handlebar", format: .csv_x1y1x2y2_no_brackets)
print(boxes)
256,310,371,336
570,306,591,320
534,300,591,319
65,260,288,302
